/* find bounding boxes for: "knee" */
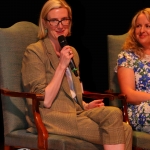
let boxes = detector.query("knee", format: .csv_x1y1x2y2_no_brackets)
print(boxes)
109,106,123,119
106,107,123,123
123,122,132,146
123,122,132,134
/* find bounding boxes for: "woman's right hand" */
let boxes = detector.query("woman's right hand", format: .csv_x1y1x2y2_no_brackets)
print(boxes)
59,45,73,69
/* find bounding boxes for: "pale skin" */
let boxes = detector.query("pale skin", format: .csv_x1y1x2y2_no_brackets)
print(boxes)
43,7,125,150
118,13,150,105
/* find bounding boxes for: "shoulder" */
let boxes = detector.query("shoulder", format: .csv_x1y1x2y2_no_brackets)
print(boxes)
25,40,47,58
118,50,138,60
27,40,44,53
71,46,79,56
22,39,50,65
115,50,139,71
70,46,80,67
71,46,79,58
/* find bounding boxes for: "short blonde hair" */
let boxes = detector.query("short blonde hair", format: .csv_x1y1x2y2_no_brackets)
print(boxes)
123,8,150,58
38,0,72,39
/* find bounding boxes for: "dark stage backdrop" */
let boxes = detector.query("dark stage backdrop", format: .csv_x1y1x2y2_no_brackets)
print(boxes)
0,0,150,145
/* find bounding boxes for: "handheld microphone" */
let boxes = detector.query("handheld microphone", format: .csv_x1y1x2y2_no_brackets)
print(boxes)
58,35,78,77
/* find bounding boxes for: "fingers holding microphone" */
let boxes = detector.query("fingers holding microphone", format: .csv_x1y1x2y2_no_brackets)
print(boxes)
68,50,73,57
61,45,73,58
68,50,72,55
58,35,78,77
59,46,73,69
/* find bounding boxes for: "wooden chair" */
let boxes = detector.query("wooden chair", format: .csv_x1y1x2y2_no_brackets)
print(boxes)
107,33,150,150
0,21,123,150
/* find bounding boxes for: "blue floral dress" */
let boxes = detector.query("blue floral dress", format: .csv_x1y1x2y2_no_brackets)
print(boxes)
115,50,150,133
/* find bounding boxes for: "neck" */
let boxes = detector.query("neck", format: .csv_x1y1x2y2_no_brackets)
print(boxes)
144,49,150,55
50,39,61,57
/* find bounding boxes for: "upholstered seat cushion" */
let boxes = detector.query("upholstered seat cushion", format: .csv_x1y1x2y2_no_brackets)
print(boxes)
133,131,150,149
5,130,103,150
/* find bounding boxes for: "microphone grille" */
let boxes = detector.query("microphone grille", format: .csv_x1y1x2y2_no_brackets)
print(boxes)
58,35,68,48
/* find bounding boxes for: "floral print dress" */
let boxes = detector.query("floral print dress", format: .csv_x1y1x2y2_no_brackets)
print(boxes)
115,50,150,133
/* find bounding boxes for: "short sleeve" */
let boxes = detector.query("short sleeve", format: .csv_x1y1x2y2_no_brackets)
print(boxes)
114,50,135,73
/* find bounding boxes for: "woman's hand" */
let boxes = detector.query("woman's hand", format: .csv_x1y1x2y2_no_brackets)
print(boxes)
85,99,104,110
59,45,73,69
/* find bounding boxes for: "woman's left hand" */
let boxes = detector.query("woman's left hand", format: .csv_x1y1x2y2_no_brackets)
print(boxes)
87,99,104,109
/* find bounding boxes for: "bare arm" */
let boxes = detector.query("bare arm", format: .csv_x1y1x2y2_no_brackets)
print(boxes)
44,45,73,108
117,66,150,104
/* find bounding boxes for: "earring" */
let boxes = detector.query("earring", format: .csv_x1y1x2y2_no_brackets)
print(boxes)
44,28,48,33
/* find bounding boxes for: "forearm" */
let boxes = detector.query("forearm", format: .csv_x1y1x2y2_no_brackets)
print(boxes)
117,67,150,104
121,88,150,104
44,63,66,108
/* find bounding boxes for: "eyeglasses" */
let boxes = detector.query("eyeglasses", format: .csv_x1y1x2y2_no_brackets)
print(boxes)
45,18,71,27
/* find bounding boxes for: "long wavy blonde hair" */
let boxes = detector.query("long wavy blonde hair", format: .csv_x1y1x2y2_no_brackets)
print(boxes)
38,0,72,39
123,8,150,58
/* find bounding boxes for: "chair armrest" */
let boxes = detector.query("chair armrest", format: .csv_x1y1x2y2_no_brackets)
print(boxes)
0,88,48,149
105,89,130,125
83,90,114,100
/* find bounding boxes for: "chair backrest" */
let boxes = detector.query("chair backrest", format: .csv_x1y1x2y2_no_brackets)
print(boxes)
107,33,127,107
0,21,38,135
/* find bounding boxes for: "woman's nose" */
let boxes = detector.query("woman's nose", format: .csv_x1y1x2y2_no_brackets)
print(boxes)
57,22,63,28
140,26,145,33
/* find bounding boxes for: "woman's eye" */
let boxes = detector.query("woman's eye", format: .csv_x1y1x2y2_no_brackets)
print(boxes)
146,25,150,28
51,20,58,22
136,25,140,28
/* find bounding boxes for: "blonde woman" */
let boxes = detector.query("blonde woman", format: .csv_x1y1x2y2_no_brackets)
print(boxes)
116,8,150,134
22,0,132,149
